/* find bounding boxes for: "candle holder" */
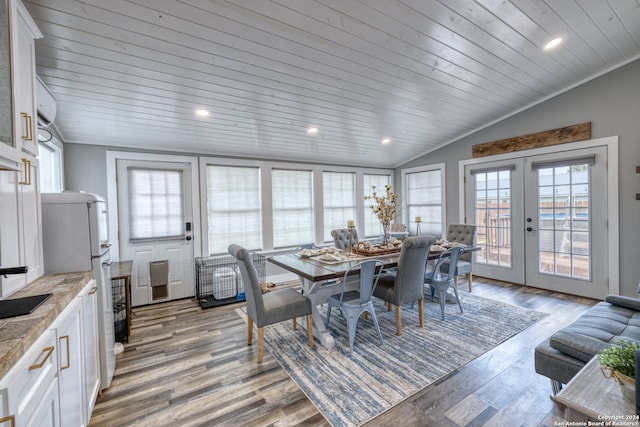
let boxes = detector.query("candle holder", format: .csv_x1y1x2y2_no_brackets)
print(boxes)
348,225,355,256
415,219,422,236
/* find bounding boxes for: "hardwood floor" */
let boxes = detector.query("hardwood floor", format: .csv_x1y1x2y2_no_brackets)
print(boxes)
89,277,596,427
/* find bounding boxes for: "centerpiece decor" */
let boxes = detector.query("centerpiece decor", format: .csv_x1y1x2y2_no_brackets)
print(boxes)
365,184,398,245
598,339,639,402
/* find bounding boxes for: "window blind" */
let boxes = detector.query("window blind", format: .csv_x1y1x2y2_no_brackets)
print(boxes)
128,168,184,241
272,169,314,248
207,165,261,254
323,171,356,242
405,169,442,236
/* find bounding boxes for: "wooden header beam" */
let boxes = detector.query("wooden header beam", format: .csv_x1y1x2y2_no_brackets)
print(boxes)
472,122,591,158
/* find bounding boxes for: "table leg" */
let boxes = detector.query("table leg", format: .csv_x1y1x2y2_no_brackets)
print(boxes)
298,278,335,348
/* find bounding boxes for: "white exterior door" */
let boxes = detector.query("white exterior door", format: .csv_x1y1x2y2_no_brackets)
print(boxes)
522,146,609,299
116,158,197,307
464,143,612,299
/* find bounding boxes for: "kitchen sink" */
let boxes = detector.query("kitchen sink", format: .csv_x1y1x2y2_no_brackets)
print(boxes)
0,294,52,319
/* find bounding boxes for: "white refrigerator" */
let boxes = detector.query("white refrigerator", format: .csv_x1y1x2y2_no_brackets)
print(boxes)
41,191,116,391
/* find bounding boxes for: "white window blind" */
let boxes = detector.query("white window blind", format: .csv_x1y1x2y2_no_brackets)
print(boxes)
128,168,184,241
38,141,62,193
405,169,443,236
323,171,356,242
272,169,314,248
207,165,261,254
363,174,391,238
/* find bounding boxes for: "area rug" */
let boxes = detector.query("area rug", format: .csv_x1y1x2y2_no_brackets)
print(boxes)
235,293,546,427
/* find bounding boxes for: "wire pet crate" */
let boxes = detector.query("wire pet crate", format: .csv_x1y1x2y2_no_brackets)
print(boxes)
195,253,266,309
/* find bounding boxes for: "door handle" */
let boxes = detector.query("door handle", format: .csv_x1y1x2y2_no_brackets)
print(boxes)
526,227,536,232
185,235,192,241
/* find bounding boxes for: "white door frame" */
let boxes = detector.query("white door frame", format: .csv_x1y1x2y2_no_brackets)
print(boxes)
458,136,619,294
106,151,202,264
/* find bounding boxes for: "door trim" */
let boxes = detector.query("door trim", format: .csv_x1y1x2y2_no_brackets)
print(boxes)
106,151,202,263
459,136,619,294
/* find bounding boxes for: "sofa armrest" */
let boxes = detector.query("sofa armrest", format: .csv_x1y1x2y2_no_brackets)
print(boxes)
605,294,640,311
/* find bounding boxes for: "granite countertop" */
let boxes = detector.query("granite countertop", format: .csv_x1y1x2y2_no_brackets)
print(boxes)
0,271,94,379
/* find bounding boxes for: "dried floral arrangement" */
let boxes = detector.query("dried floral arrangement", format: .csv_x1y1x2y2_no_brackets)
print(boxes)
365,185,398,230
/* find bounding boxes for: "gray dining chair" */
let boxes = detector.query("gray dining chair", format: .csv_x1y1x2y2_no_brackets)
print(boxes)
324,259,385,356
373,235,435,335
229,244,314,363
425,246,464,320
440,224,476,292
331,228,359,249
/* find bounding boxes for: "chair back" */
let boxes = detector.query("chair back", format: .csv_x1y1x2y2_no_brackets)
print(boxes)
331,228,359,249
228,244,264,322
394,235,435,303
433,246,463,282
447,224,476,262
341,259,384,304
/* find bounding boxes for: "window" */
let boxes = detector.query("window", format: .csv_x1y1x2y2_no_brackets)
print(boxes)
127,168,184,240
363,174,391,238
404,167,444,236
323,172,356,242
207,165,261,254
38,141,63,192
272,169,314,248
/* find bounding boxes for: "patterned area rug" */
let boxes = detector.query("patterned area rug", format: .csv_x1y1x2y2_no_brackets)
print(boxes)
235,293,546,427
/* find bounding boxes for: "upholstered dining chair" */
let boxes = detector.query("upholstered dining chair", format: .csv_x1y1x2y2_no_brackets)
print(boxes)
325,259,385,356
373,235,435,335
425,246,464,320
440,224,477,292
388,223,409,239
229,244,314,363
331,228,359,249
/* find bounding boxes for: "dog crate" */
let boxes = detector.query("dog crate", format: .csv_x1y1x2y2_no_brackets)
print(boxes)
195,253,266,309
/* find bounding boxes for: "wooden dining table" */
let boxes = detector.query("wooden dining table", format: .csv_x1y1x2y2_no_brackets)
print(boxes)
268,246,478,348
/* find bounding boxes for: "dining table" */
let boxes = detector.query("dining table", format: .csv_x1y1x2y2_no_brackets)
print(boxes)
268,245,478,348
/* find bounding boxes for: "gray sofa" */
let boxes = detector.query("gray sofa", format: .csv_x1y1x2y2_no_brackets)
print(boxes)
534,294,640,393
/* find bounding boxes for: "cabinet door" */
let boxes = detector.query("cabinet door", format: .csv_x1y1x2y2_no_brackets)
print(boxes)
24,376,60,427
0,169,24,297
56,298,85,427
81,280,101,422
20,158,43,283
12,1,39,156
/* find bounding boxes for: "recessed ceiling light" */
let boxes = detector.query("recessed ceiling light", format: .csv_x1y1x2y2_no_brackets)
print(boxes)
381,138,391,145
307,127,318,135
544,37,563,50
195,109,209,117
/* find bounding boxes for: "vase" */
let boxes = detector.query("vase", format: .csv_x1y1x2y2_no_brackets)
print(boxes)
381,224,389,245
601,367,636,403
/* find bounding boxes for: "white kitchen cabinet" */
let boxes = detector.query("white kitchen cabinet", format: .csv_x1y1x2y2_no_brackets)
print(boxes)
10,0,42,156
0,329,60,426
80,279,101,424
0,0,43,297
0,157,42,297
54,297,85,427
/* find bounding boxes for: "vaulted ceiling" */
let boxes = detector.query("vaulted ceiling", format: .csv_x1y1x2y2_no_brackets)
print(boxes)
24,0,640,168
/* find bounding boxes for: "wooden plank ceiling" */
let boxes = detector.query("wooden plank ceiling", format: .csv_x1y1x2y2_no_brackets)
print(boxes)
24,0,640,168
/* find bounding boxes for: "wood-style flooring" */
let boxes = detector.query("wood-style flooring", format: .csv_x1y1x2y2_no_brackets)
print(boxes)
89,277,597,427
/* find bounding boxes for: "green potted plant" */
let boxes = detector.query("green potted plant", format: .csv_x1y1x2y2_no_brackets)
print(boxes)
598,339,639,402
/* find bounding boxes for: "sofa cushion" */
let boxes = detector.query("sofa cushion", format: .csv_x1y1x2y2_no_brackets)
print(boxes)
548,301,640,363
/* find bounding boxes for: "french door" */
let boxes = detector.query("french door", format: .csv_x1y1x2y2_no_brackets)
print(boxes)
465,146,609,299
116,159,197,307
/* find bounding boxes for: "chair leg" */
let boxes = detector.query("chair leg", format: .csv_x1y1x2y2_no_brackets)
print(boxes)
257,327,264,363
468,273,473,292
325,304,333,329
292,317,297,330
438,288,446,320
369,308,384,345
452,284,463,314
387,301,392,311
418,299,424,327
247,316,253,345
306,315,314,348
395,305,402,335
453,275,459,287
346,313,359,356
